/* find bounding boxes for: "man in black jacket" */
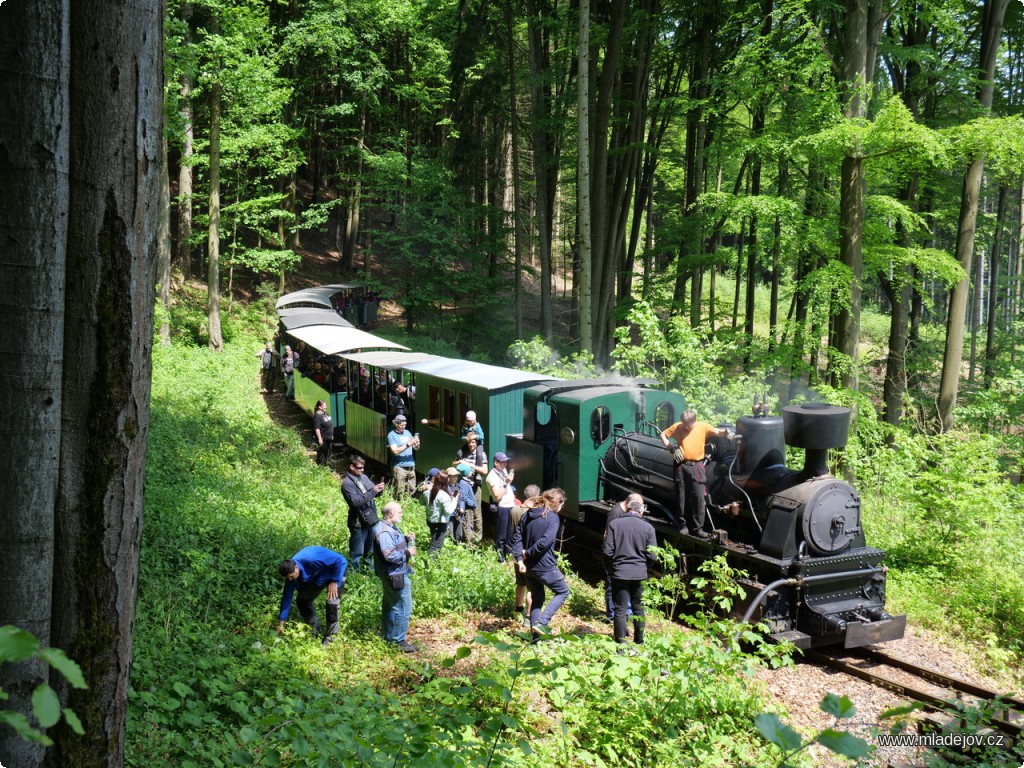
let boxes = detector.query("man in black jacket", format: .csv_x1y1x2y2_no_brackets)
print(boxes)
602,498,658,644
342,454,385,571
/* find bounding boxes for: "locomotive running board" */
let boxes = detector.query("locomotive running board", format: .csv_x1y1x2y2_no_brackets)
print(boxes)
843,613,906,648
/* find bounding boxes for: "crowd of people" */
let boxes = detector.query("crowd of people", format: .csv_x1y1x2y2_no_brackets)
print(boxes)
264,347,673,653
275,411,661,653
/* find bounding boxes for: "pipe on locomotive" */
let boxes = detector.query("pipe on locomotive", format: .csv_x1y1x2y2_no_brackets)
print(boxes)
732,566,889,644
723,434,762,533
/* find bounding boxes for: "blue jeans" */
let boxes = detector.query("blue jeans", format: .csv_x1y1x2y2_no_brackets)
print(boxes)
348,523,375,571
526,569,569,628
285,372,295,398
380,574,413,643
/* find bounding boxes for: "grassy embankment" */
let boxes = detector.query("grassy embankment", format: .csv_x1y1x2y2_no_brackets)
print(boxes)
128,298,788,767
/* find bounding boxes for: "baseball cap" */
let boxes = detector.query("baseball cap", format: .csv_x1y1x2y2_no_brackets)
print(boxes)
427,467,441,480
445,467,460,477
456,462,474,478
493,452,508,462
393,415,408,424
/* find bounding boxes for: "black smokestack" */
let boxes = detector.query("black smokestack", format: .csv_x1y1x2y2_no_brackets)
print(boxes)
782,403,851,477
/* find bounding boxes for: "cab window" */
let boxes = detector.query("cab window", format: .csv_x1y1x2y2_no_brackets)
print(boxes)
590,406,611,444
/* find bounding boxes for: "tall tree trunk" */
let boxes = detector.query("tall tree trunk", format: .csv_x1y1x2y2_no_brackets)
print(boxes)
0,4,69,764
342,108,366,270
504,0,525,338
938,0,1010,429
984,184,1008,386
1,2,160,766
830,0,873,391
177,66,194,280
158,134,172,345
526,0,555,341
577,0,593,354
968,239,985,385
207,79,224,352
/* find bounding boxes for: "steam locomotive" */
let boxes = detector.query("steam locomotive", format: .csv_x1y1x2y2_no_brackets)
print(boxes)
275,288,905,649
507,381,906,650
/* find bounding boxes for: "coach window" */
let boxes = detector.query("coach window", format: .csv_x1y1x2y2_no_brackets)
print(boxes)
458,392,472,425
442,388,458,434
590,406,611,444
655,401,675,430
427,385,441,430
536,401,553,426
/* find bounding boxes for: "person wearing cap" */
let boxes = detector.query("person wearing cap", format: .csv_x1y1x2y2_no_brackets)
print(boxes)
387,414,420,499
659,409,727,537
602,497,657,644
454,434,487,545
486,451,516,562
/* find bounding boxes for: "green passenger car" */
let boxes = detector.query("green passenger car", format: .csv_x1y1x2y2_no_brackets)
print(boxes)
401,358,557,475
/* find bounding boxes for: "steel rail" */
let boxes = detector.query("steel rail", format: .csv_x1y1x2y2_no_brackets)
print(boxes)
805,649,1023,739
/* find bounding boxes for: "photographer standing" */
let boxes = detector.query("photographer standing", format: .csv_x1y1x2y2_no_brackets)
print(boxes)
486,452,516,562
342,455,385,571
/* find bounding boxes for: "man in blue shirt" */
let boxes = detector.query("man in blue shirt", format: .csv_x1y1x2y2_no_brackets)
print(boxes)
387,415,419,498
277,546,348,646
373,502,418,652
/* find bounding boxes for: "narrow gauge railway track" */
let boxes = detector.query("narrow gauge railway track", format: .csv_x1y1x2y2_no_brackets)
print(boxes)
805,647,1024,740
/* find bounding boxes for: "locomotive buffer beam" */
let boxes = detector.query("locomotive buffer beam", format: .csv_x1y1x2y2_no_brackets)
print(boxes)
737,568,906,649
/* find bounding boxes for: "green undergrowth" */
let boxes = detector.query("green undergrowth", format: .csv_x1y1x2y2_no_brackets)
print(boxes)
851,417,1024,676
128,322,789,767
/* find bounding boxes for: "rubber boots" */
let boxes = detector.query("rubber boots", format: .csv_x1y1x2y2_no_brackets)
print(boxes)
321,598,340,646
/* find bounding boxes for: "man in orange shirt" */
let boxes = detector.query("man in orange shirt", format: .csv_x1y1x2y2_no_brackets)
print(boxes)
660,409,727,537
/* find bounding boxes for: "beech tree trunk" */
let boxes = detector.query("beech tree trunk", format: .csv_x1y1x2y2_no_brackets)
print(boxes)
176,28,194,281
938,0,1010,429
0,1,161,766
207,79,224,352
984,184,1009,387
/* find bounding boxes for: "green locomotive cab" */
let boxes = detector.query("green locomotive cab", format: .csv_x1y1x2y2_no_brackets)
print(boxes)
507,380,686,521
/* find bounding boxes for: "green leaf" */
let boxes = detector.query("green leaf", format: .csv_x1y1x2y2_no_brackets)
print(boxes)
39,647,87,690
879,703,924,719
239,726,258,744
0,709,53,745
172,681,195,698
754,713,803,751
231,748,255,765
32,683,62,729
820,692,856,719
454,646,472,660
64,707,85,735
0,625,40,662
815,729,872,758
